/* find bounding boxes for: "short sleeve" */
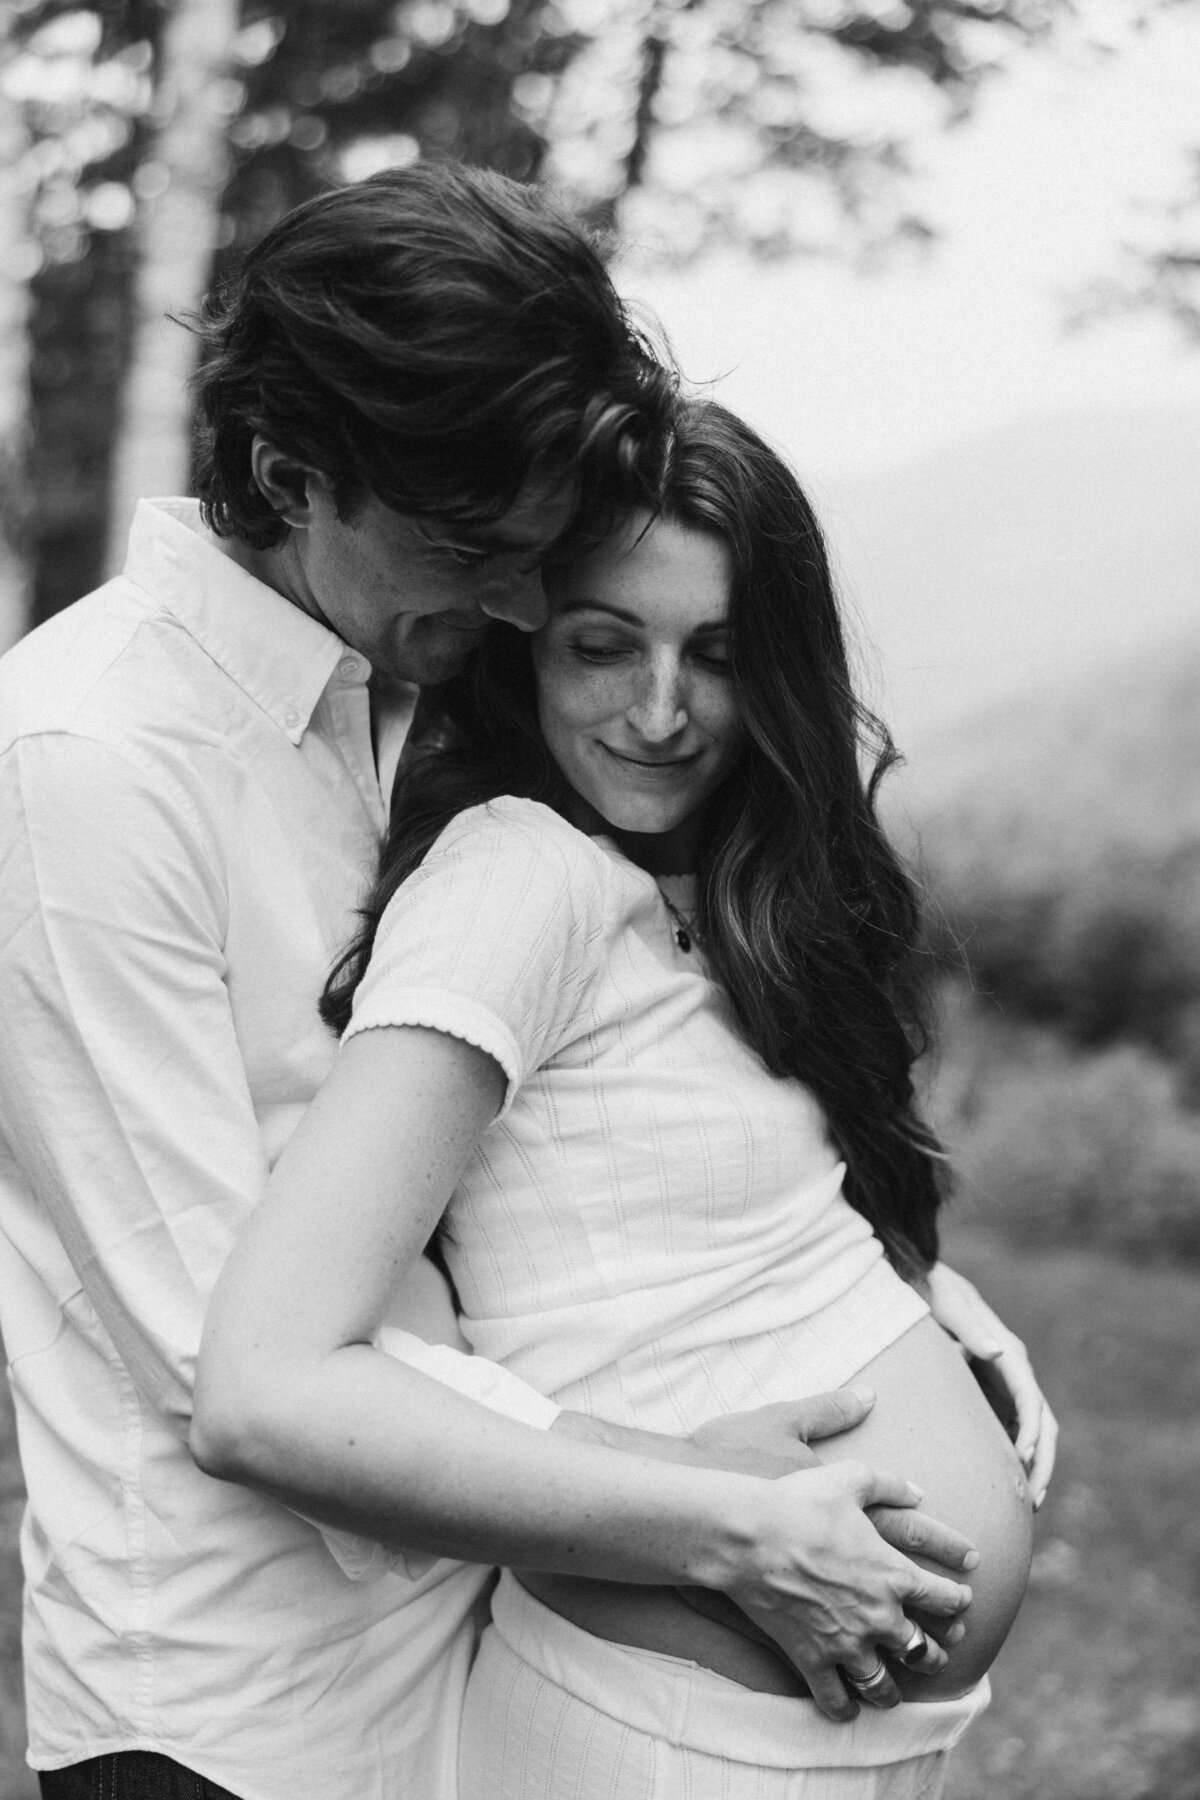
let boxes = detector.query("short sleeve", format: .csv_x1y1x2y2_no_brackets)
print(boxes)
343,800,609,1111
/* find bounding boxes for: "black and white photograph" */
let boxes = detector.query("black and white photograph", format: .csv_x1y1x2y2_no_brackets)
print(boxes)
1,3,1197,1797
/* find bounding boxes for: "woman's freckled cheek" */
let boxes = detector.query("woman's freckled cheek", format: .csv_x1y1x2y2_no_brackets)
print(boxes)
554,667,624,726
583,674,626,721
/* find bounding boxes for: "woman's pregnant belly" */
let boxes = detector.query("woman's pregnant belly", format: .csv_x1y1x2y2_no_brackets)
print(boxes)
518,1315,1034,1701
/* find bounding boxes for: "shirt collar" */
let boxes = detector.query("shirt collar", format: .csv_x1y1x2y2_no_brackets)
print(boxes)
122,498,361,743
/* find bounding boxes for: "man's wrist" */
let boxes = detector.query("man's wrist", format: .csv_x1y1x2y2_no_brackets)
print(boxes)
552,1408,711,1468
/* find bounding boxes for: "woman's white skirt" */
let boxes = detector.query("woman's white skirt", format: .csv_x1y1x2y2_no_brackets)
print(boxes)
459,1574,990,1800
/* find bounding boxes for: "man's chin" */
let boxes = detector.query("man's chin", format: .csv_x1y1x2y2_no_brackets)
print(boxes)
389,639,480,687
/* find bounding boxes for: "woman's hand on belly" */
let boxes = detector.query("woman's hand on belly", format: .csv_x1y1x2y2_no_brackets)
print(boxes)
812,1315,1035,1700
922,1260,1059,1508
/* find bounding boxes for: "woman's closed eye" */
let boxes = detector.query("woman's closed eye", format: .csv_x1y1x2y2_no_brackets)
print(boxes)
567,638,730,671
694,647,731,673
569,636,633,663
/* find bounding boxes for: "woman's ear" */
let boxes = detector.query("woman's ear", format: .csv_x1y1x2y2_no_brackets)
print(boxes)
249,436,322,530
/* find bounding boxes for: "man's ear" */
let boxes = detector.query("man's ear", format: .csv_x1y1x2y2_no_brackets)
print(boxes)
249,437,323,529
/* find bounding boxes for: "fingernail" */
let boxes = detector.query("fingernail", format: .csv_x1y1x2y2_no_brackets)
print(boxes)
947,1621,966,1645
1035,1489,1047,1511
850,1386,876,1405
961,1549,980,1571
979,1341,1002,1359
907,1483,924,1502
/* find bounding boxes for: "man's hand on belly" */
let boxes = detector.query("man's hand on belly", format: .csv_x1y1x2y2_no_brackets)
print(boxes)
687,1390,868,1477
554,1390,979,1579
554,1386,866,1475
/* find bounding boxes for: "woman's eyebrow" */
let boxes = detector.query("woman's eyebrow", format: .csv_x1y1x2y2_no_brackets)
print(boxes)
556,600,642,624
557,600,729,634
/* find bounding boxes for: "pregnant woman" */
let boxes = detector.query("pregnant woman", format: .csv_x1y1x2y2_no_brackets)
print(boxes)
196,400,1041,1798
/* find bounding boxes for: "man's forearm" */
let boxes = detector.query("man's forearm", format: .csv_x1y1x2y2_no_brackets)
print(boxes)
553,1408,716,1467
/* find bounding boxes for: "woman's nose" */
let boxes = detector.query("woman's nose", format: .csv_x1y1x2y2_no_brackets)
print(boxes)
479,568,549,632
628,664,688,740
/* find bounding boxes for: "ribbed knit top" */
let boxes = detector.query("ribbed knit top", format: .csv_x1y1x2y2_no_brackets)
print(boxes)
347,797,927,1431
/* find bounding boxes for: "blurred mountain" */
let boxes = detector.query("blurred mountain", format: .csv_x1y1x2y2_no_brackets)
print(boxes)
826,411,1200,1234
886,622,1200,879
884,613,1200,1063
817,406,1200,755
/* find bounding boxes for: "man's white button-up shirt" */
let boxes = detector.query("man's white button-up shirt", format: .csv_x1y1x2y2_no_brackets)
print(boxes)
0,500,553,1800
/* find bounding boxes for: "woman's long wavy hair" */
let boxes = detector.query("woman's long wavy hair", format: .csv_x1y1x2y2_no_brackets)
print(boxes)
323,400,947,1278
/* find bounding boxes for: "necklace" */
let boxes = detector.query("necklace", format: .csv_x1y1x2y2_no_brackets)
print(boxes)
656,882,701,953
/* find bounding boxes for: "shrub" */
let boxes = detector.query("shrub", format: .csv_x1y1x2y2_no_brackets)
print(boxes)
924,859,1200,1076
928,989,1200,1265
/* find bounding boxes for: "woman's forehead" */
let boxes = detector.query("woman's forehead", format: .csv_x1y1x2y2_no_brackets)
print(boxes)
548,517,732,629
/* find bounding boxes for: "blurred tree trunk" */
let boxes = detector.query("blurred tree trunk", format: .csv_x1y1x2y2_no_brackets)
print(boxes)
106,0,240,572
0,22,33,650
30,236,142,624
27,5,160,626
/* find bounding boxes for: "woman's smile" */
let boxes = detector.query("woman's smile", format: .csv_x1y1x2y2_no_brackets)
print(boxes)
599,746,702,771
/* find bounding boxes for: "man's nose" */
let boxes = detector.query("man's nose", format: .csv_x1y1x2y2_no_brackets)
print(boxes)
628,664,687,741
479,569,549,632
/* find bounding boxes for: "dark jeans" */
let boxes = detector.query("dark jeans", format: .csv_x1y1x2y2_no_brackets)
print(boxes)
39,1752,242,1800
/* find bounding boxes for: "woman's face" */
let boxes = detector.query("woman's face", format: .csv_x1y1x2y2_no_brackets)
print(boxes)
530,513,745,858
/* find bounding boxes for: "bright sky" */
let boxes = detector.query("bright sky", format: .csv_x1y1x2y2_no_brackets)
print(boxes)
617,3,1200,479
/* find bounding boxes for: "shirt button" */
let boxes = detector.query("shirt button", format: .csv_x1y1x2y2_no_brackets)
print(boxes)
283,705,301,729
338,657,358,679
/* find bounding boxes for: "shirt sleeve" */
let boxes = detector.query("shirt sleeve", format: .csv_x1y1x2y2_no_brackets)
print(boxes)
344,800,608,1111
0,733,260,1437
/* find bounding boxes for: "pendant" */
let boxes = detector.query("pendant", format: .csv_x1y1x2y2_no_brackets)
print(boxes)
657,881,696,954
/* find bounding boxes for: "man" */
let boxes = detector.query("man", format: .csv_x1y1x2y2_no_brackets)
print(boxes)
0,164,978,1800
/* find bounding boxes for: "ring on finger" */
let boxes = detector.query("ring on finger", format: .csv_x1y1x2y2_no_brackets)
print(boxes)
843,1660,889,1693
896,1624,932,1668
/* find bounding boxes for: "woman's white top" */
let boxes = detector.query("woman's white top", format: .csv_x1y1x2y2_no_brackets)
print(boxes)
347,798,928,1429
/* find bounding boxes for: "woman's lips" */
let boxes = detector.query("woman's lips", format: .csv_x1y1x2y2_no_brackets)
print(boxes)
599,745,700,772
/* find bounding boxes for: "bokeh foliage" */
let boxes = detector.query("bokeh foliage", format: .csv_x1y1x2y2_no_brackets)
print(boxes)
907,631,1200,1266
4,0,1058,623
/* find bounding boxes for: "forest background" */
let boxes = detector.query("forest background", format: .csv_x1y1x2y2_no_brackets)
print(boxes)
2,1,1200,1795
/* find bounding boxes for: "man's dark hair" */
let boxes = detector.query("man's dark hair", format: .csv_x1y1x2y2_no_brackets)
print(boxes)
191,162,676,548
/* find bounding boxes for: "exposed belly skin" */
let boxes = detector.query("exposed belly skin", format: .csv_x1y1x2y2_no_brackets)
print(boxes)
519,1316,1034,1701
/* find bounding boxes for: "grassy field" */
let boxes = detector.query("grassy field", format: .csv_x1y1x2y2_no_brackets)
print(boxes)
2,1227,1198,1800
940,1229,1200,1800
